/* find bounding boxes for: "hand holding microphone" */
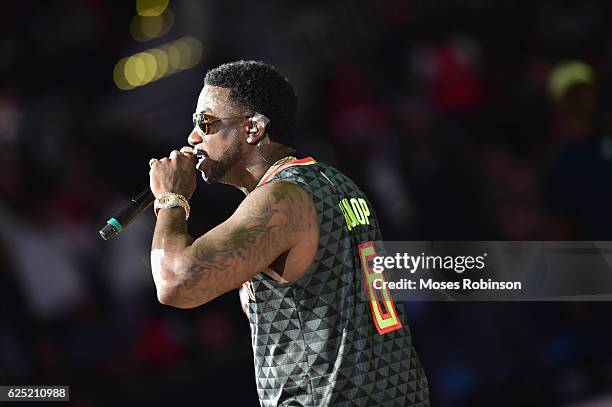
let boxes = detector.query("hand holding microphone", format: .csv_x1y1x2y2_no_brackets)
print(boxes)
99,146,197,240
148,146,197,200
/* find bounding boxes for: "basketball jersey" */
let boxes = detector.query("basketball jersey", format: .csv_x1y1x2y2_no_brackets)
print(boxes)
247,157,429,407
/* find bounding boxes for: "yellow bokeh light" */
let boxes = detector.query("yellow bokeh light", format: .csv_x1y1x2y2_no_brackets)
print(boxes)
167,43,181,72
113,58,134,90
141,15,163,38
149,48,168,80
161,9,174,37
130,10,174,42
182,37,203,68
139,52,158,84
129,15,145,42
124,55,146,86
113,37,204,90
173,39,192,70
136,0,169,17
548,60,595,101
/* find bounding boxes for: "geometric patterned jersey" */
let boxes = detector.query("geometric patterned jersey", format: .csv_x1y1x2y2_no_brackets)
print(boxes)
247,157,430,407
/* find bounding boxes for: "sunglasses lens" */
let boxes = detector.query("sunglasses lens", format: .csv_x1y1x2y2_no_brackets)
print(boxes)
193,114,208,134
200,117,208,134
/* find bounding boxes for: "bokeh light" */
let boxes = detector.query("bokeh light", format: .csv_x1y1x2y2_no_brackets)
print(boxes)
149,48,168,80
130,9,174,42
178,37,203,69
167,43,181,72
113,58,134,90
136,0,169,17
113,37,204,90
548,60,595,101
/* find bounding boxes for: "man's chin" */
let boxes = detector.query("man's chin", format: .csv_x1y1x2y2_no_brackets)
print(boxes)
200,168,229,184
198,157,235,185
198,161,216,184
200,171,215,184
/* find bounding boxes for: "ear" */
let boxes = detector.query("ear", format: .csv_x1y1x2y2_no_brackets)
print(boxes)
245,113,270,145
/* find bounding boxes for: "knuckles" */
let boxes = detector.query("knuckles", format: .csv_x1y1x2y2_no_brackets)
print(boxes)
149,150,196,179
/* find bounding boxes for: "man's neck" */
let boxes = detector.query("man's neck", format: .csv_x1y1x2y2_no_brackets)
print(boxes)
224,145,295,195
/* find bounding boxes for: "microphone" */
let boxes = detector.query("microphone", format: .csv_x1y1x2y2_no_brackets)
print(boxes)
99,146,197,241
99,188,155,240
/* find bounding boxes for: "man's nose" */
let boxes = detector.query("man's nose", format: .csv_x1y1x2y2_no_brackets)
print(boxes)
187,127,203,146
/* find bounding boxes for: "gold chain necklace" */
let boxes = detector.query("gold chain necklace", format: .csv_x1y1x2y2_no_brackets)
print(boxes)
259,155,296,183
271,155,296,168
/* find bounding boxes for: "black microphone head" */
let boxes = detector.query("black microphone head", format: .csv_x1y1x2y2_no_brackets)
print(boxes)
99,223,119,240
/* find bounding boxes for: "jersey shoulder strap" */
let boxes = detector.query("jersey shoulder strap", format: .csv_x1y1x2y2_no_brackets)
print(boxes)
256,156,317,187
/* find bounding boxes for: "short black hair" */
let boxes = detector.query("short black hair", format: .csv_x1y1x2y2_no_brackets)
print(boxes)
204,60,297,146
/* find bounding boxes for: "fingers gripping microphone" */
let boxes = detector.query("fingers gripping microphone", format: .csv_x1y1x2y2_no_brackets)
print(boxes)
99,146,196,241
99,188,155,240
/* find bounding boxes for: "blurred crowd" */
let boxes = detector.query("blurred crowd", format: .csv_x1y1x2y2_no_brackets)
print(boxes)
2,1,612,406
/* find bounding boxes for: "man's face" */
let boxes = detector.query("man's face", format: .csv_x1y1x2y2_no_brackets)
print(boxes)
188,85,248,184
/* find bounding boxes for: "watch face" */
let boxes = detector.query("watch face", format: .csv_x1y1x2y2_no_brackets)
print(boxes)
155,194,188,220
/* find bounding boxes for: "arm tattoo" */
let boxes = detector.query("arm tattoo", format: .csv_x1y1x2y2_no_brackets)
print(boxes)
170,182,311,306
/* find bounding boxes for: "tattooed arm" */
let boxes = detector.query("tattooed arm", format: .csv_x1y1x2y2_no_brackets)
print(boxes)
151,181,317,308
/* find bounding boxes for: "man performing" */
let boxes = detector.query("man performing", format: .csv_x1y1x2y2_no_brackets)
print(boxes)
148,60,429,406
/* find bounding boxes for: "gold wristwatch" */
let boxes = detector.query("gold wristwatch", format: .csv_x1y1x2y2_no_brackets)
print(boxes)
154,192,190,220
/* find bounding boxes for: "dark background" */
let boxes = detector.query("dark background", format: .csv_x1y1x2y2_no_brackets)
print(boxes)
2,1,612,405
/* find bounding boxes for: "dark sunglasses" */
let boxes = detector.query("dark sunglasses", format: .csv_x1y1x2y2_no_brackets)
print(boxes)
192,112,248,135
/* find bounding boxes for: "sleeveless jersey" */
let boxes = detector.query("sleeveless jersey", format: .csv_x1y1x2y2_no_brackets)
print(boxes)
247,157,429,407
